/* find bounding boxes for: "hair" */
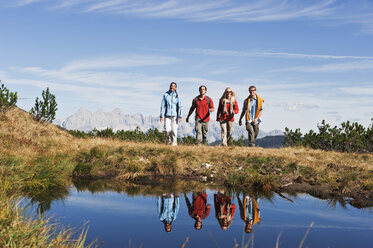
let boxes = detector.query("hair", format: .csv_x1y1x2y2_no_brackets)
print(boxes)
220,87,236,101
194,221,202,230
217,218,233,231
249,85,256,91
169,82,178,98
199,85,207,91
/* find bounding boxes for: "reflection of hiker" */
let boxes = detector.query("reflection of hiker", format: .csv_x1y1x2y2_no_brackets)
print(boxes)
157,194,180,232
214,191,236,230
239,85,264,147
160,82,182,146
186,85,215,145
236,193,261,233
216,87,239,146
184,192,211,230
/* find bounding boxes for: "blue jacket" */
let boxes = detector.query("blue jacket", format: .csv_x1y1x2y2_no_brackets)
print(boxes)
157,195,179,224
160,91,182,118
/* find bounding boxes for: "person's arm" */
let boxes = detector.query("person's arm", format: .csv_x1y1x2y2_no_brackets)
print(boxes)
184,194,193,216
209,98,215,112
160,95,165,122
177,97,182,123
216,99,221,121
253,101,263,124
253,110,262,124
186,101,195,123
239,99,247,126
234,99,239,114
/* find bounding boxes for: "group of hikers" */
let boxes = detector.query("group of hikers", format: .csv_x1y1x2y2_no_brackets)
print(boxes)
160,82,264,146
157,191,261,233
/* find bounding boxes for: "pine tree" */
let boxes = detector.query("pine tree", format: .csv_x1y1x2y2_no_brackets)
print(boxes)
30,87,58,122
0,81,18,111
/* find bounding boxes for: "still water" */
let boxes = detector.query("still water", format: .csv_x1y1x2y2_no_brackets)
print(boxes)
39,183,373,248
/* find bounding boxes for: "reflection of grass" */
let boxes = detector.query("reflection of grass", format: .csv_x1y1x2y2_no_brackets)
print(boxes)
0,192,96,248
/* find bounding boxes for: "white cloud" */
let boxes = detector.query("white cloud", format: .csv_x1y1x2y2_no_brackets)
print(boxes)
5,0,373,33
62,55,180,72
273,60,373,73
174,48,373,60
275,102,319,111
339,87,373,95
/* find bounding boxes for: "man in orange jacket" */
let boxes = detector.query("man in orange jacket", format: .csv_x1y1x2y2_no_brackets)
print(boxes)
239,85,264,147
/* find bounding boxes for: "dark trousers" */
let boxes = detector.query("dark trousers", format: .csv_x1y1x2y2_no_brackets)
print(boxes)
246,122,259,146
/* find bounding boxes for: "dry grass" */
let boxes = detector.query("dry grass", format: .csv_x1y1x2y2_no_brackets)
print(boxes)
1,107,373,200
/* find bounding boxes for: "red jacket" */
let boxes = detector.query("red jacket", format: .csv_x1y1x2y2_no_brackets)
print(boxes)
216,98,239,122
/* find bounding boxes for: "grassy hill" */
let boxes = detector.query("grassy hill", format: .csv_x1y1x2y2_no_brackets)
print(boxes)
1,107,373,204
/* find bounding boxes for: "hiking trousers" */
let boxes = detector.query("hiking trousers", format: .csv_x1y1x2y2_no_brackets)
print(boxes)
195,118,208,144
164,116,178,146
220,120,233,146
246,122,259,146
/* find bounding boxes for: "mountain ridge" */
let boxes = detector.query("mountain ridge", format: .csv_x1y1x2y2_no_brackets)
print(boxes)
55,107,284,143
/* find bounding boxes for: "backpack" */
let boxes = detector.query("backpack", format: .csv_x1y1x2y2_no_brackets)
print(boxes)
193,96,211,109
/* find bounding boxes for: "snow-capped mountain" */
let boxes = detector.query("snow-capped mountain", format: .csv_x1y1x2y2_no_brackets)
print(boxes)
55,107,283,143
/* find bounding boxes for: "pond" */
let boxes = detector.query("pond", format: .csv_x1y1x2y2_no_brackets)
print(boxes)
34,181,373,248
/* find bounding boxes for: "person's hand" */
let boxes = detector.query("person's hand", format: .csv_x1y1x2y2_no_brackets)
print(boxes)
239,120,242,126
178,117,182,123
253,118,258,124
160,117,163,122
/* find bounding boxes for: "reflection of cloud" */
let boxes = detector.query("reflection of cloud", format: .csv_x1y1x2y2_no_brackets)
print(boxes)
66,193,154,214
261,223,373,231
275,102,319,111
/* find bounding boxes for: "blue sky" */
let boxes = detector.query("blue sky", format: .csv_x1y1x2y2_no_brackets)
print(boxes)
1,0,373,132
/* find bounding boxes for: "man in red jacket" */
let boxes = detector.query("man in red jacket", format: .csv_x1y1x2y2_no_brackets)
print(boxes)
186,85,214,145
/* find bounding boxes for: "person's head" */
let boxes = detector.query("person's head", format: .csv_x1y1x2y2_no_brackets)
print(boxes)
221,87,235,100
194,219,202,230
169,82,177,92
249,86,257,98
218,218,232,231
164,222,172,232
199,85,207,96
245,222,253,233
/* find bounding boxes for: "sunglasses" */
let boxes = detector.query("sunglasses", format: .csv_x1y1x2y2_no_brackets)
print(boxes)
226,91,232,94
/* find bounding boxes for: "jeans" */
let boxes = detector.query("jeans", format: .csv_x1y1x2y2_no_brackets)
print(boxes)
164,116,178,145
220,120,233,146
195,118,208,144
246,122,259,146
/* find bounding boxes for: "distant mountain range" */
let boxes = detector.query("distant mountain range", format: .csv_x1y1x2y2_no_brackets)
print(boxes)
55,107,284,144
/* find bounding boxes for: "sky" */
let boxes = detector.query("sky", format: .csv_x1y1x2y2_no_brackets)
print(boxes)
1,0,373,133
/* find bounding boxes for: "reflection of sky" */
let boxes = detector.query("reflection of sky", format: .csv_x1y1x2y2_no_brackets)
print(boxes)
63,189,154,215
44,188,373,248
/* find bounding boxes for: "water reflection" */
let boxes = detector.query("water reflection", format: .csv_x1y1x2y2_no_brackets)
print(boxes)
157,193,179,232
236,192,261,234
214,190,236,231
184,192,211,230
22,179,373,247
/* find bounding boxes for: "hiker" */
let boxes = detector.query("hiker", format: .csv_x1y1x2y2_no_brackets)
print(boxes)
216,87,239,146
239,85,264,147
186,85,214,145
160,82,182,146
184,192,211,230
157,194,180,233
214,191,236,231
236,192,261,234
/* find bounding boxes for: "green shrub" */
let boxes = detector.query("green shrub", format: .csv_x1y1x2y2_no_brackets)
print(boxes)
30,87,58,122
284,119,373,153
0,82,18,110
